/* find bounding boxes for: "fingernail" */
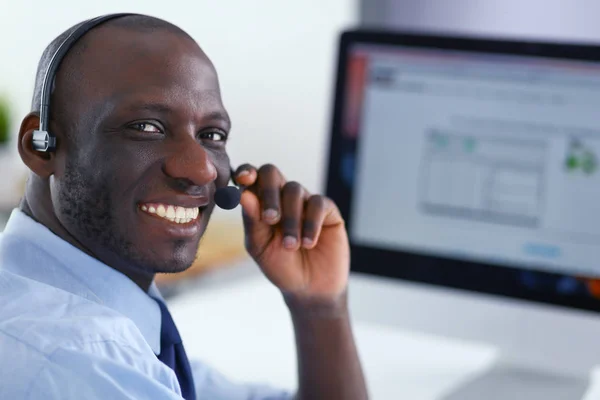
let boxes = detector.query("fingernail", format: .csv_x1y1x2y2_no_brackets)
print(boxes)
237,170,250,178
302,238,313,248
283,236,298,249
263,209,279,221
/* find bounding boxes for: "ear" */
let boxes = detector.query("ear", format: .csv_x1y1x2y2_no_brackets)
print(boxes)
18,112,56,178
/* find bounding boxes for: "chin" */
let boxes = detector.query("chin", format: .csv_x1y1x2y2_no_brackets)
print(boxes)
105,204,215,277
146,239,201,274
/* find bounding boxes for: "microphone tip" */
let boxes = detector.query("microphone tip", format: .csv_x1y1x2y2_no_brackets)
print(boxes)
214,186,241,210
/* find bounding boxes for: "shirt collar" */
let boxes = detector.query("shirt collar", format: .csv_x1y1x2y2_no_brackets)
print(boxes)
0,209,163,354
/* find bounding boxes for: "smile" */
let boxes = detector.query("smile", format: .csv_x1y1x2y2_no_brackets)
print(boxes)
139,203,200,224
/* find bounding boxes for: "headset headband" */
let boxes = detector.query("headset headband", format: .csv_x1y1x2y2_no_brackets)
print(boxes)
33,13,136,151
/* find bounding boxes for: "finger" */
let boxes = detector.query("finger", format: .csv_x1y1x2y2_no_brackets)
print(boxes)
239,189,264,238
302,196,344,249
234,163,258,187
257,164,285,225
280,181,306,251
301,195,327,249
239,190,261,226
239,190,273,255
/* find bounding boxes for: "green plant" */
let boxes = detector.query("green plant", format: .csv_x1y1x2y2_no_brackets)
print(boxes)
0,97,10,146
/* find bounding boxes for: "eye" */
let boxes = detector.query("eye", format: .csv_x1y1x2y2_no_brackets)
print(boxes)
129,122,162,134
199,130,227,143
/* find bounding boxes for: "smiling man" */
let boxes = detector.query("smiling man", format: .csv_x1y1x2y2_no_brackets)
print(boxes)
0,14,368,400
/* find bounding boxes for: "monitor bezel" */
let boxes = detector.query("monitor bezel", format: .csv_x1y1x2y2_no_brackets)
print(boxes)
325,29,600,314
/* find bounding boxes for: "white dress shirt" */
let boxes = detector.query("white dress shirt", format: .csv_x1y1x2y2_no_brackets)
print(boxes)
0,209,293,400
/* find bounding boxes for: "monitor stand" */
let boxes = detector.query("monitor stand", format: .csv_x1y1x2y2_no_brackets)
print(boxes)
442,359,589,400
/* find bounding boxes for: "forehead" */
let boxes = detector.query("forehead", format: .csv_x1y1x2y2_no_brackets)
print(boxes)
61,26,223,113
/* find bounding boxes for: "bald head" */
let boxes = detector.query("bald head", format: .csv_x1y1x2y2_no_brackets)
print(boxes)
30,15,194,117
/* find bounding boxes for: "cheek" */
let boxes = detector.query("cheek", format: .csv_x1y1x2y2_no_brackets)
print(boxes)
90,144,153,203
211,150,231,188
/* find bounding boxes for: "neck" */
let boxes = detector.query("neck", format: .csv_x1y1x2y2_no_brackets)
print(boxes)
20,181,154,291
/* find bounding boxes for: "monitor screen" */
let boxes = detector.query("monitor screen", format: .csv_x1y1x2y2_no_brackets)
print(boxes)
326,31,600,311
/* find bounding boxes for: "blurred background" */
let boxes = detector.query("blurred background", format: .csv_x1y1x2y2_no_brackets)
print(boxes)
3,0,600,288
3,0,600,286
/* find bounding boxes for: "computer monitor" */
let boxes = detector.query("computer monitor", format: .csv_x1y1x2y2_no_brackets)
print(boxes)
325,30,600,400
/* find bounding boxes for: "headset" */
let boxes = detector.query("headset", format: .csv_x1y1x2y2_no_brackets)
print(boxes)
32,13,135,152
31,13,242,209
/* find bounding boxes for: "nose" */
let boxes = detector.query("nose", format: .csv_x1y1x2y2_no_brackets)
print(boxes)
163,136,218,189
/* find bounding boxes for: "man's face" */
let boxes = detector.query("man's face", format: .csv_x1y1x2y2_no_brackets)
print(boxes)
50,27,231,277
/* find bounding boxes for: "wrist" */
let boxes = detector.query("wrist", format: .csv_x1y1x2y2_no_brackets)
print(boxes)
284,290,349,320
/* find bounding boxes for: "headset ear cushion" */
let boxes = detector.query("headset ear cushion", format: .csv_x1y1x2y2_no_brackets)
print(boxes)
32,130,57,152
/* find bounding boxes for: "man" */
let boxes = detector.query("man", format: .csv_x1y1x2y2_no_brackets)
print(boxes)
0,13,368,400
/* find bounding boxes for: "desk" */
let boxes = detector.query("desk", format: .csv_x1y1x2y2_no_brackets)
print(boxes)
168,260,600,399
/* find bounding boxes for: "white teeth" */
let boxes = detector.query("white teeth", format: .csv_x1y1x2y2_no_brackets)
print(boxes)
185,208,194,219
166,206,176,219
141,204,200,224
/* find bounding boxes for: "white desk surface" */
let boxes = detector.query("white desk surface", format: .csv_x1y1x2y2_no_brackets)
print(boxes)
168,261,600,399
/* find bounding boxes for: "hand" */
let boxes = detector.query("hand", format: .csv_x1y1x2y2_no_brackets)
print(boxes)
234,164,350,304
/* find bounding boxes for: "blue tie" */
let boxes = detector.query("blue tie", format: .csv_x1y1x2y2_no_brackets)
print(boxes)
155,299,196,400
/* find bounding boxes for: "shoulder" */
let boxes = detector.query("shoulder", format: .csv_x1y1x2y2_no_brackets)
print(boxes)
0,270,177,399
0,269,146,354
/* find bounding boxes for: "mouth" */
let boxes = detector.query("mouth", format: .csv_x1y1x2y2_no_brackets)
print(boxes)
139,203,202,225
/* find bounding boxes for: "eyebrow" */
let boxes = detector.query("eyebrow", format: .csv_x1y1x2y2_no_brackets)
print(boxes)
128,103,173,114
203,110,232,129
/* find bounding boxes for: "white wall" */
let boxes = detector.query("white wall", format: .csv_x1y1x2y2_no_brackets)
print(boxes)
0,0,358,210
372,0,600,42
